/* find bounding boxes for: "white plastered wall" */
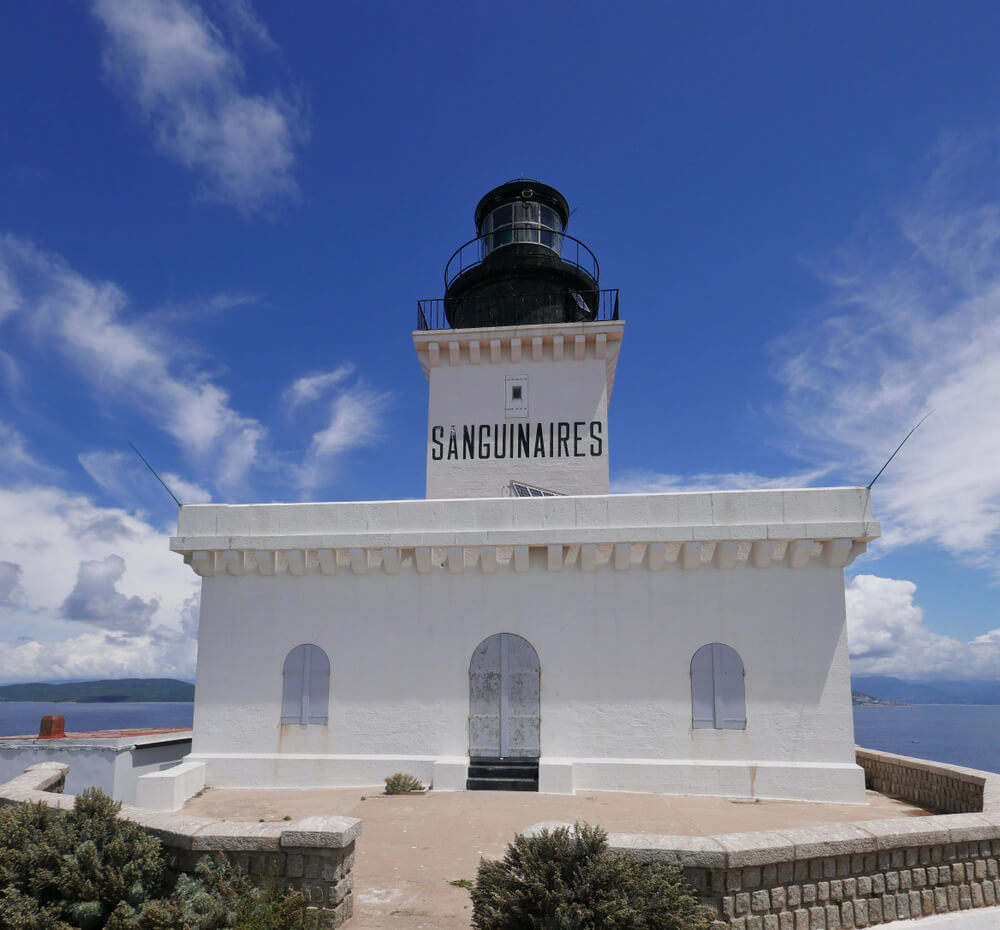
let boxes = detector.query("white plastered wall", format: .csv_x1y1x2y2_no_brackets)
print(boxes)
418,321,622,498
189,548,860,801
426,358,609,498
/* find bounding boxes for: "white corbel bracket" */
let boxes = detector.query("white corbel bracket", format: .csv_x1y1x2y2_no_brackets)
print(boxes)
751,540,776,569
682,542,703,571
715,541,740,570
382,547,400,574
192,551,216,577
284,549,307,576
786,539,813,569
349,548,368,576
316,549,337,576
823,538,854,569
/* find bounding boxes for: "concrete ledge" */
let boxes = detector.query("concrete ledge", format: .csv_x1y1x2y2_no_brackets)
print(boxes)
171,489,880,578
135,760,206,811
568,758,867,804
188,752,442,790
538,759,574,795
431,757,468,791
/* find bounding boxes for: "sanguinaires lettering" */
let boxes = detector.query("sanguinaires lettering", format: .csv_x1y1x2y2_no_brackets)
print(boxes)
535,424,547,458
494,423,508,459
429,421,605,461
517,423,531,458
589,421,603,456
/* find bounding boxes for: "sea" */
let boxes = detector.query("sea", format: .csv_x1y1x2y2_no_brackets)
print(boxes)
853,704,1000,774
0,701,194,737
0,702,998,776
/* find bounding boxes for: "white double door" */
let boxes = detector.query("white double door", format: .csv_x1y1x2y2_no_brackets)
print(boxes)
469,633,540,759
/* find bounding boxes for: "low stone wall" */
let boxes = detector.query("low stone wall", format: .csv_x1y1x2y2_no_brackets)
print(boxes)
530,751,1000,928
856,748,1000,815
0,763,360,928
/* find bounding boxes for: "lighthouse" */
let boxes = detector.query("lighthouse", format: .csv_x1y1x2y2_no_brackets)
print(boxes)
415,180,623,499
165,179,879,806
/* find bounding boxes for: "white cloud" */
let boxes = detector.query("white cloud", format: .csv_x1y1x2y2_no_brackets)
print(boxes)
297,389,388,493
91,0,305,213
0,626,196,685
0,350,19,393
0,562,25,607
0,262,19,323
777,133,1000,565
0,484,200,683
847,574,1000,680
61,554,160,633
284,365,354,408
162,473,212,504
211,0,276,49
1,236,265,490
611,468,831,495
0,420,41,475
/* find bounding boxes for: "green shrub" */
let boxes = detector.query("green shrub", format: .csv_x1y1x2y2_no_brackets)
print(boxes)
0,789,315,930
384,772,424,794
470,823,717,930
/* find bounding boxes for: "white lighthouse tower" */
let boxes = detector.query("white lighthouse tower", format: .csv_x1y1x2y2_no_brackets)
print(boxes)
416,180,623,500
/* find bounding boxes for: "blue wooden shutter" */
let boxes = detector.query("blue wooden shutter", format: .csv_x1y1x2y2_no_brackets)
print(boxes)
281,645,307,724
305,645,330,725
690,644,716,729
714,643,746,730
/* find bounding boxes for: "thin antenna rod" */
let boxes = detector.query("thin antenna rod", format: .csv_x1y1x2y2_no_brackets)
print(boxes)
867,411,933,489
128,440,182,507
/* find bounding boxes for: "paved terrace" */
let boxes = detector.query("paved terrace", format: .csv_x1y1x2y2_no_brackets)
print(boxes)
183,785,929,929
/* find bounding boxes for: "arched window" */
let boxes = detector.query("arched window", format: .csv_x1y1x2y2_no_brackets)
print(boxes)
281,644,329,725
691,642,746,730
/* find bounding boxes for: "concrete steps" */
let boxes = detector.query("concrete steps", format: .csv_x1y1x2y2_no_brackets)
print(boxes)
466,757,539,792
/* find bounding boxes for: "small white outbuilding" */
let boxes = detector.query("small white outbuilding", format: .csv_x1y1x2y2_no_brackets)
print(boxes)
168,181,878,803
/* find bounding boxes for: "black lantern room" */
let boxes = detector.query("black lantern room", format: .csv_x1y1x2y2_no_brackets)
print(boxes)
439,180,603,329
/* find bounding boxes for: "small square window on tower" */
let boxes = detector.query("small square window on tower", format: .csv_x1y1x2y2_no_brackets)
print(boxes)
505,376,528,417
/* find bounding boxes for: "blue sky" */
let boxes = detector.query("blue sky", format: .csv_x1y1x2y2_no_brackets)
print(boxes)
0,1,998,684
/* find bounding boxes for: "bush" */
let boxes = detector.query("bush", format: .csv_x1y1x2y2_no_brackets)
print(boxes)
0,789,315,930
384,772,424,794
470,823,717,930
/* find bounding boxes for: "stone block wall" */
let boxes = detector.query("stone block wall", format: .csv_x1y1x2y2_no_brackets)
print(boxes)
0,763,360,929
682,834,1000,928
856,748,994,815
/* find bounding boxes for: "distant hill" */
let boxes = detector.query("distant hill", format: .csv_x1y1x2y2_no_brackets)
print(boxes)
851,675,1000,705
0,678,194,703
851,690,905,706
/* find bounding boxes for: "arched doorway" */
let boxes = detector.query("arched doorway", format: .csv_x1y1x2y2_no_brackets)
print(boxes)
469,633,540,758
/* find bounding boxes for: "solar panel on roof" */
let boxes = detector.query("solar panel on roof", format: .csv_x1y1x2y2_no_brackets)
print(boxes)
508,480,563,498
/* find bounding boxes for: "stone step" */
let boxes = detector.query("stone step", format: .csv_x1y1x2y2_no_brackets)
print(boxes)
468,763,539,779
466,776,538,791
466,756,539,791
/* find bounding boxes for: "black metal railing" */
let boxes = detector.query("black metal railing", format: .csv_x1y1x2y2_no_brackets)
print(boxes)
444,228,599,289
416,288,619,331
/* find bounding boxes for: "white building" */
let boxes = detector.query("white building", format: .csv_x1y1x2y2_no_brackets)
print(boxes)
168,181,878,803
